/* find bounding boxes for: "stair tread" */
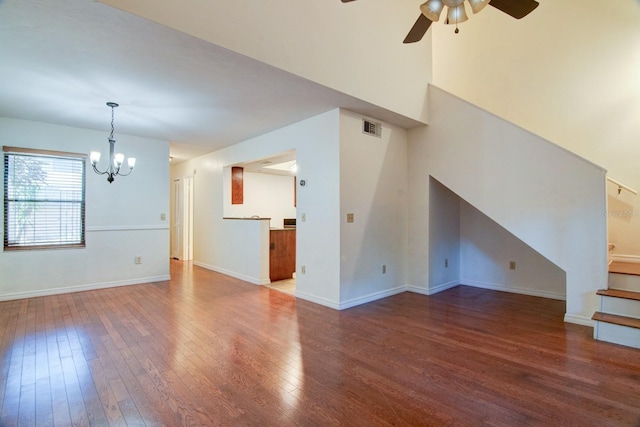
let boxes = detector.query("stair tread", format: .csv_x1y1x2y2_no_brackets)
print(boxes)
597,288,640,301
592,312,640,329
609,261,640,276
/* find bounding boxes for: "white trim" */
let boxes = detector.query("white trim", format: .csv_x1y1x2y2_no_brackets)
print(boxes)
427,280,459,295
405,285,431,296
611,254,640,264
564,313,595,327
461,279,566,301
592,322,640,349
294,290,340,310
405,281,459,296
192,261,270,285
338,286,407,310
87,225,170,232
0,275,171,302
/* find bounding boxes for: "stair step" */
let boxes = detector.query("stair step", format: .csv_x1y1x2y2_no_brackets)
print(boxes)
592,312,640,329
609,261,640,276
597,289,640,301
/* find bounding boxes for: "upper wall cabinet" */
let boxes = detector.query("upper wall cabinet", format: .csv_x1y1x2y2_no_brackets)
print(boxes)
232,166,243,205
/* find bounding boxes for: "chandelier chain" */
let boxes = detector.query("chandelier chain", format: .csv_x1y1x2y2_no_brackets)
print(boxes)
110,106,115,140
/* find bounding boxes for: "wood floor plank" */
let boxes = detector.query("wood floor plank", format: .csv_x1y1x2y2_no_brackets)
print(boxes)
2,261,640,426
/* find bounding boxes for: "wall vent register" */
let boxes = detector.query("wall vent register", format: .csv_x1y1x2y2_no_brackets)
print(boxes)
362,119,382,138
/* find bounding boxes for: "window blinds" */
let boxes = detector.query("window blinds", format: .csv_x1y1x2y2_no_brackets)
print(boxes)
3,147,86,250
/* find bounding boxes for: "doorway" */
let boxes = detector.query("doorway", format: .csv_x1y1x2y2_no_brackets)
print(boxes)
171,176,194,261
231,151,297,295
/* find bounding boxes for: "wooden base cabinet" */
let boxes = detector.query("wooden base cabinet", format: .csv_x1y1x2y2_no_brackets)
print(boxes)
269,229,296,281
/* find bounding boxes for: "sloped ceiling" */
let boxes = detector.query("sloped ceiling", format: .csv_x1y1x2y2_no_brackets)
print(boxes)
0,0,427,163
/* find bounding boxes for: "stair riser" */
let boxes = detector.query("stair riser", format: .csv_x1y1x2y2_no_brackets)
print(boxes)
594,321,640,349
608,273,640,292
600,296,640,319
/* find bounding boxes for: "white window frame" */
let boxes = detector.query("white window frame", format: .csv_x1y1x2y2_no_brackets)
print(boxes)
3,146,87,251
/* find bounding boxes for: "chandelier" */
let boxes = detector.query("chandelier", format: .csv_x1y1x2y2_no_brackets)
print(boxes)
90,102,136,183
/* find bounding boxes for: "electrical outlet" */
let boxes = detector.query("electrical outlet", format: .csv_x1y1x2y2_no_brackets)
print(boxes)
301,265,306,274
382,265,386,274
135,256,142,265
445,259,448,268
509,261,516,270
301,213,306,222
347,213,354,223
160,213,166,221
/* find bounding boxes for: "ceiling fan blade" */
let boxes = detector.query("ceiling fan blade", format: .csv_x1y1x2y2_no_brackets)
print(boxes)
489,0,539,19
403,14,433,44
341,0,357,2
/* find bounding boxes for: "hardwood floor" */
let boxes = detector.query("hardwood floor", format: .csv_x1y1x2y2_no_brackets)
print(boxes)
2,260,640,426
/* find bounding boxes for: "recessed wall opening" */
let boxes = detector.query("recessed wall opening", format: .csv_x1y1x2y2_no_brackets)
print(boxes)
224,150,298,295
429,177,566,307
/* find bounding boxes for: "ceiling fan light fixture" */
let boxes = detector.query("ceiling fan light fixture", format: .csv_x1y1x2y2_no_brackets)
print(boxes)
467,0,490,14
445,4,469,24
420,0,444,22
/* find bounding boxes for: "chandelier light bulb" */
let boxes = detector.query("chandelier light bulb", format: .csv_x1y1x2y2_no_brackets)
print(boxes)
90,151,101,165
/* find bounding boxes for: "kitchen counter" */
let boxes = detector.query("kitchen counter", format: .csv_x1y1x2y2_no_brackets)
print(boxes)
223,217,271,220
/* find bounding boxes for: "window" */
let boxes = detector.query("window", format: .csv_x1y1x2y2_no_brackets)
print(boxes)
3,146,86,250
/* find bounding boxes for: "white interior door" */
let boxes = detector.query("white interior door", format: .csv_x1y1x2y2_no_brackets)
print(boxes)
182,176,194,261
172,178,183,259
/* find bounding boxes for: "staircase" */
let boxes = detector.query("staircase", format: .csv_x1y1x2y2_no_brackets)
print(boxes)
593,261,640,349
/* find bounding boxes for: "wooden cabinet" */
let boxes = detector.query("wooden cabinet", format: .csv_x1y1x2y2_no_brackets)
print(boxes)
269,229,296,281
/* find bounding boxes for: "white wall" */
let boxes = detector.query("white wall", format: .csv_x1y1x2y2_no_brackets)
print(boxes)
338,110,408,308
99,0,432,123
432,0,640,257
427,178,460,294
170,109,342,306
171,108,411,309
408,86,608,325
424,177,565,300
460,200,566,300
223,170,296,229
0,117,170,300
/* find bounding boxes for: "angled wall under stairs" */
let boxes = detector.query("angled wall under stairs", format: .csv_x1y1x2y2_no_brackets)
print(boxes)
408,85,608,325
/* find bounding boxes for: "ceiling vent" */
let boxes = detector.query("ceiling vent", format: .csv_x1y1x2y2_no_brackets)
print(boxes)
362,119,382,138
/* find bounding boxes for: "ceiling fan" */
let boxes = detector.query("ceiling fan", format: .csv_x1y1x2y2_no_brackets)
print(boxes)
340,0,539,43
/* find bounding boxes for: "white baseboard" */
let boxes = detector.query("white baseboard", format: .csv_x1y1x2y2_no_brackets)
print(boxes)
294,290,340,310
462,279,566,301
405,285,430,296
338,286,407,310
193,261,270,285
406,281,459,296
565,313,595,327
0,275,171,302
430,280,459,295
611,254,640,264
